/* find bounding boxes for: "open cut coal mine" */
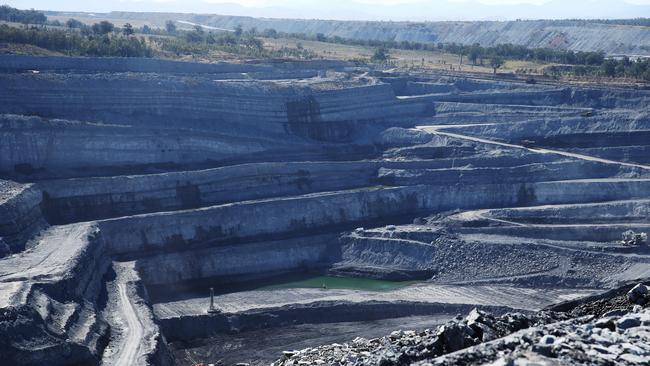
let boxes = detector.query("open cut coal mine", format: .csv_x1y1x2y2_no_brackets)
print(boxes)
1,54,650,366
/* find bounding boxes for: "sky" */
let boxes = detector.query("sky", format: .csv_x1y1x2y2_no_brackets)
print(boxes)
6,0,650,21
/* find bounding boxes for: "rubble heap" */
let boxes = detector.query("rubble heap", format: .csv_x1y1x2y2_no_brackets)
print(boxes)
273,283,650,366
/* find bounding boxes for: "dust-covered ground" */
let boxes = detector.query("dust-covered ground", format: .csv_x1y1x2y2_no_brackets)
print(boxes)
171,315,454,366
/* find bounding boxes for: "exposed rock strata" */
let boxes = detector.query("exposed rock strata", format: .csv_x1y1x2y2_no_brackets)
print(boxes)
2,55,650,365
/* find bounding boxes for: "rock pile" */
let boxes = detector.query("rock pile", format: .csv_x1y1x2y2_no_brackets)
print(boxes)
627,283,649,306
427,305,650,365
273,283,650,366
271,309,565,366
621,230,648,247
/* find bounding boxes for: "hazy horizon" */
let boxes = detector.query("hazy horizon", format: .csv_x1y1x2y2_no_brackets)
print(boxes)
5,0,650,22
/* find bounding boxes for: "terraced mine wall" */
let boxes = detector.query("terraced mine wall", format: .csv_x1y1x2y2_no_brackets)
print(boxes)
424,88,650,108
453,112,650,143
0,182,47,255
98,187,421,255
378,161,636,186
0,55,353,75
0,73,428,141
136,234,340,286
113,179,650,285
0,115,274,176
39,162,379,224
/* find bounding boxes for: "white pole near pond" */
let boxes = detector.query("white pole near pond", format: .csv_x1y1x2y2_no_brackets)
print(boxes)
208,287,217,313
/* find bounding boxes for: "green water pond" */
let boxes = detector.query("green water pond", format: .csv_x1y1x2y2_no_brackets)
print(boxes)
258,275,417,291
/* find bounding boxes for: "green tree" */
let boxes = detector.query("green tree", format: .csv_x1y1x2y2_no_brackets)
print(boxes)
468,43,482,65
0,6,46,24
585,51,605,66
602,59,617,77
371,47,389,63
92,21,114,35
123,23,134,36
262,28,277,38
234,24,243,37
165,20,176,34
221,32,237,46
66,18,84,29
185,27,204,43
243,35,263,51
490,56,505,74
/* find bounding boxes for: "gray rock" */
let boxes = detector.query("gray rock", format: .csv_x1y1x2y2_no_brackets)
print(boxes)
594,317,616,331
616,316,641,330
603,309,627,317
627,284,649,305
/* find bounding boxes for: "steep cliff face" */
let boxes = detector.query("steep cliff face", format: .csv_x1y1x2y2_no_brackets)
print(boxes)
0,65,433,182
39,161,379,224
0,114,274,176
0,223,111,365
0,66,429,144
98,187,422,255
135,234,340,286
0,180,47,255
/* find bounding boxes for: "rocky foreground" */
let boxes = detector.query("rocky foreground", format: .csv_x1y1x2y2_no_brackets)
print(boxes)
272,283,650,366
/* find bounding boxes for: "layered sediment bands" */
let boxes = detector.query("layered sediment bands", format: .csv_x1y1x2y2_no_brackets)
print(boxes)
425,88,570,106
0,180,47,256
0,55,352,74
449,111,650,165
378,160,638,186
473,199,650,224
39,153,592,223
98,187,422,255
0,75,297,133
101,178,650,256
335,235,438,279
136,234,340,286
0,73,430,141
40,161,379,224
449,199,650,243
387,77,549,96
0,114,275,176
335,230,643,285
453,112,650,141
425,87,650,108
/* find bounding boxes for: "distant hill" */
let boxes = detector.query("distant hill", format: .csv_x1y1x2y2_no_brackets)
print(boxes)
48,11,650,56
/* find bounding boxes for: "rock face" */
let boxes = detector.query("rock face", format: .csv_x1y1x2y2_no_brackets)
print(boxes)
627,284,649,305
273,283,650,366
2,54,650,365
0,180,47,254
270,307,564,365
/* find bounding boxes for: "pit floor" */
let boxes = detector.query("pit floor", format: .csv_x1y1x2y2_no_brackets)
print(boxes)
170,314,454,366
148,273,417,304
